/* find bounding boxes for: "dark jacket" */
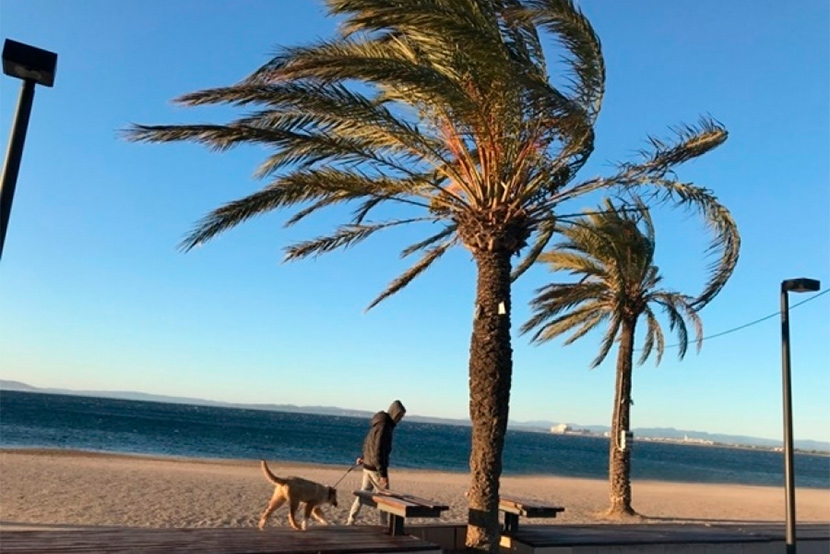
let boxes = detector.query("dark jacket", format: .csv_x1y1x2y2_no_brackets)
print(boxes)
361,401,405,478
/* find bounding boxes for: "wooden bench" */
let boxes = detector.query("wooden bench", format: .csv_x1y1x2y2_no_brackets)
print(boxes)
353,490,449,536
499,495,565,536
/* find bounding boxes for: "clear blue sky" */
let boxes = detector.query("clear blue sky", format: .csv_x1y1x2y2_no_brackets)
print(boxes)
1,1,827,442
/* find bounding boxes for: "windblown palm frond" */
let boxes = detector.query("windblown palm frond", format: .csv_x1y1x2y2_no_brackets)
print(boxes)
522,198,704,368
548,118,739,308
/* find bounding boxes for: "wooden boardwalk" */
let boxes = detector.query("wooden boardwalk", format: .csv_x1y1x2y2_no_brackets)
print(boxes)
500,523,830,554
2,522,828,553
0,525,443,554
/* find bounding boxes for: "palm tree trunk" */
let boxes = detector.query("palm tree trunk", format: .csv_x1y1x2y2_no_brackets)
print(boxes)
608,316,637,516
465,248,513,553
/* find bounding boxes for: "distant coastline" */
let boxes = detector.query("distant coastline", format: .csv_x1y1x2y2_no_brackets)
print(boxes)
546,426,830,458
2,379,828,453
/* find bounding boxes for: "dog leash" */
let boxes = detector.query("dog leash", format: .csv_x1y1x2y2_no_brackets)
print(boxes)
332,463,359,488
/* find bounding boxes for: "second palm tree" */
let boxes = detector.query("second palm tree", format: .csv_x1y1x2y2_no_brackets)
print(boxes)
523,200,706,517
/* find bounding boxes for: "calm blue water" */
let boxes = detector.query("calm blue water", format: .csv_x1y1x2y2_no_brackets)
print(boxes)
1,390,827,489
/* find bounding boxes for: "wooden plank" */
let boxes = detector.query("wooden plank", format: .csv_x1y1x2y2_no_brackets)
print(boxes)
499,495,564,518
524,507,564,518
353,490,418,518
500,494,549,509
0,526,442,554
373,498,443,519
353,489,379,504
505,524,780,548
353,490,448,519
374,491,449,511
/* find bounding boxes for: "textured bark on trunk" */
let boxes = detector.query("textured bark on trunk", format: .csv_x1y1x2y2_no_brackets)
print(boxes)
608,317,637,516
465,248,513,553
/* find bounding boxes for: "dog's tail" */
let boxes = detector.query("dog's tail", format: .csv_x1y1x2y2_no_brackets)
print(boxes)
260,460,287,486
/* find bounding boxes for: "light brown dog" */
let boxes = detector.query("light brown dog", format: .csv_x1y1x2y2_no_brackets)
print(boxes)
257,460,338,531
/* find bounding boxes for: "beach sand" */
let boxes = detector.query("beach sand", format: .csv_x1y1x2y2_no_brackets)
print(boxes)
1,449,828,531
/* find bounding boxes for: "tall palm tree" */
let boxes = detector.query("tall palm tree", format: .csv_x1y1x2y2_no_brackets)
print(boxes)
126,1,738,549
522,199,708,517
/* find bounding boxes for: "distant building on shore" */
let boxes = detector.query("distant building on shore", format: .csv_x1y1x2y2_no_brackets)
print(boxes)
550,423,593,435
681,434,715,445
637,434,715,446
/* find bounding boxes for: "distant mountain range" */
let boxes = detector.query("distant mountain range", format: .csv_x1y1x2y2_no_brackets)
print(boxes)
2,379,828,452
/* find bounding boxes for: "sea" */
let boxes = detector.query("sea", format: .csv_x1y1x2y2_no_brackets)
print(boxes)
1,390,827,489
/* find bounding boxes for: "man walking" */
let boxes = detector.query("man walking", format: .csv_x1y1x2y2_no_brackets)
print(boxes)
346,400,406,525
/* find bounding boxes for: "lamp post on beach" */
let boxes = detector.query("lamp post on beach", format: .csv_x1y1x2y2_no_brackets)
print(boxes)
0,38,58,262
780,277,820,554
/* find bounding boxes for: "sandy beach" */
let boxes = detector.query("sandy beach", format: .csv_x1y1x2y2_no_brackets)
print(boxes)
1,449,827,531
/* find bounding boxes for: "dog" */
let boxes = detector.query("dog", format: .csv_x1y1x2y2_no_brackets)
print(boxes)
257,460,338,531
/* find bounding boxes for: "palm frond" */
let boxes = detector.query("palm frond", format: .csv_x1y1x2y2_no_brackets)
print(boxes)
551,117,727,205
645,179,740,309
332,0,510,73
272,169,432,226
400,224,457,257
553,120,738,310
175,168,427,249
527,281,610,317
125,123,294,153
662,298,690,360
538,249,608,280
366,239,454,310
652,292,703,356
284,218,429,260
348,196,382,224
283,193,354,227
525,198,710,373
638,305,665,366
512,0,605,120
177,180,334,251
177,82,451,177
127,121,418,179
591,311,621,368
622,117,728,178
511,218,556,281
246,37,480,118
524,302,607,343
561,309,608,345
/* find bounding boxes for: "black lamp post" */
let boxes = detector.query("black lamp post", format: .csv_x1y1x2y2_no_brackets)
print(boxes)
0,38,58,261
780,277,820,554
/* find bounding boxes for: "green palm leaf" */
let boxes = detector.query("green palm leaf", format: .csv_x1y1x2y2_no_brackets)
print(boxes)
524,199,706,367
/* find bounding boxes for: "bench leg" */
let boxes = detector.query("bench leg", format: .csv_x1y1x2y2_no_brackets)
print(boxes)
388,514,405,536
503,512,519,536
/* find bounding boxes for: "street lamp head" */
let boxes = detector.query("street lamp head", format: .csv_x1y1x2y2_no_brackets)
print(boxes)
2,39,57,87
782,278,821,293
